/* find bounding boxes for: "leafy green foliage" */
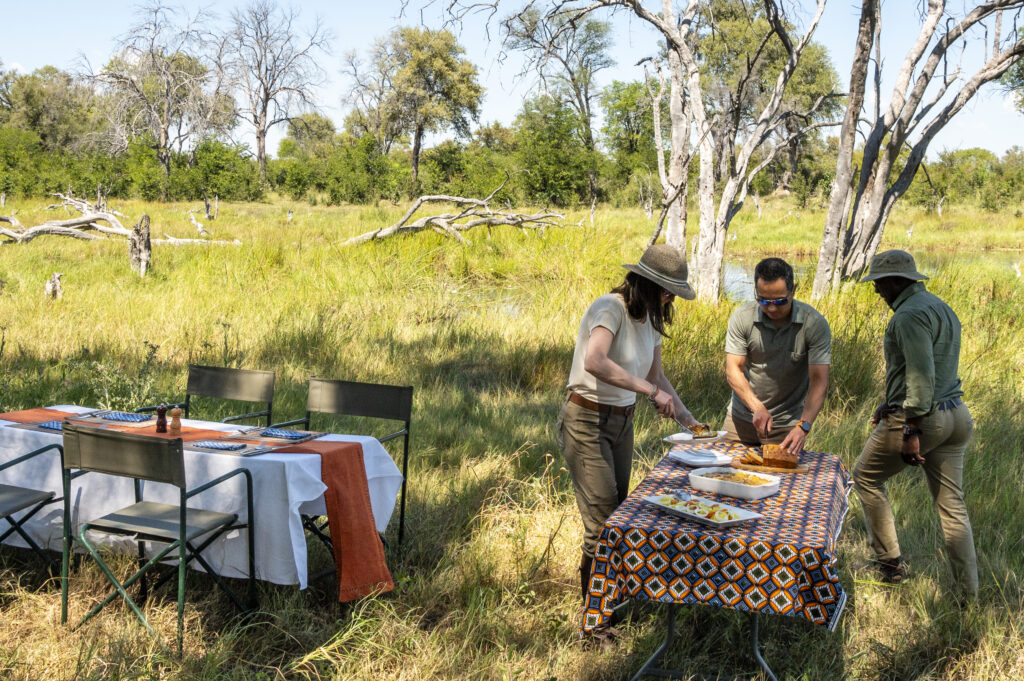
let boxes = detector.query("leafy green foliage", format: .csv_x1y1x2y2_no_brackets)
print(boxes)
513,96,592,207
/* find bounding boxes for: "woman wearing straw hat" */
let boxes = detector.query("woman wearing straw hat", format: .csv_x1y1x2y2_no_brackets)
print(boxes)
557,243,702,612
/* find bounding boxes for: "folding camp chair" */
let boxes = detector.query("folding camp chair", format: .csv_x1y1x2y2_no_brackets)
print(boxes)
273,378,413,553
137,364,275,425
59,423,255,655
0,444,65,565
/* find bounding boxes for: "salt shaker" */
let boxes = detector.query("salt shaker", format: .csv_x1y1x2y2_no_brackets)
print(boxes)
169,406,182,435
155,404,168,433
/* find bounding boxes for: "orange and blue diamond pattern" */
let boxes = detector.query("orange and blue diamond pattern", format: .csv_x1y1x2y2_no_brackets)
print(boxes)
583,443,851,632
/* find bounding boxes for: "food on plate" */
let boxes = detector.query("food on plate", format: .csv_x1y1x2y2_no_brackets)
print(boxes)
654,494,742,522
760,443,799,469
699,470,772,486
689,422,716,438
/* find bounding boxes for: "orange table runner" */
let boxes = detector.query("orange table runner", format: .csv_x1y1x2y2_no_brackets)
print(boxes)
0,407,77,423
284,439,395,601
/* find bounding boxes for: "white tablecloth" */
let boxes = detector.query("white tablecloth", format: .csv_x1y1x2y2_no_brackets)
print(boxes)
0,406,403,588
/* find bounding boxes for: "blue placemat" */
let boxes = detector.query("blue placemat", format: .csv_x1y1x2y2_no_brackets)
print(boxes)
101,411,153,423
260,428,307,440
38,420,64,431
191,440,247,451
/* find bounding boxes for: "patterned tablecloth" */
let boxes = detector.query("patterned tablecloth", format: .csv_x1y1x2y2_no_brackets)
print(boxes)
583,442,852,632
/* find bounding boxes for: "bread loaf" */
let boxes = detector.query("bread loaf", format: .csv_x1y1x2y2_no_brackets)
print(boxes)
761,444,798,469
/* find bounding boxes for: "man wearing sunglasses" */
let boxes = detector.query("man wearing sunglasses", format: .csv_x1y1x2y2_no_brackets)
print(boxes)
723,257,831,454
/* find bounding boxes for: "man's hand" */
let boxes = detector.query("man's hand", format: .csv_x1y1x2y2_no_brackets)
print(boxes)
900,434,925,466
752,405,773,439
780,427,807,455
871,402,889,427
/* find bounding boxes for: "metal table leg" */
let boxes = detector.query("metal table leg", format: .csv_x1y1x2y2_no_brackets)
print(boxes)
630,606,778,681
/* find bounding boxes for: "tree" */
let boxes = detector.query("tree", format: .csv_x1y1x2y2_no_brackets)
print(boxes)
277,112,337,158
3,66,101,152
346,27,482,186
94,3,235,184
487,1,837,299
812,1,1024,298
392,28,483,185
514,95,591,206
506,8,614,217
228,0,331,177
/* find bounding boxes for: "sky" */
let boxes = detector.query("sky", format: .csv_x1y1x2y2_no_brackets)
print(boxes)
2,1,1021,161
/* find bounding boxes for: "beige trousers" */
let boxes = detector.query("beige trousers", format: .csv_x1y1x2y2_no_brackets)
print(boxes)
557,397,634,559
853,404,978,596
722,412,790,446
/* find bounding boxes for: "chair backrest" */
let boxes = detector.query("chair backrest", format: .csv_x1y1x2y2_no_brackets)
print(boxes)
187,364,275,403
307,378,413,424
62,422,185,488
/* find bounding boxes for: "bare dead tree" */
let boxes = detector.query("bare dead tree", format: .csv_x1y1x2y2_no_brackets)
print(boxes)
228,0,331,177
343,174,563,246
129,214,152,277
812,1,1024,298
437,0,839,299
90,3,234,185
341,42,406,155
0,193,239,247
642,58,692,251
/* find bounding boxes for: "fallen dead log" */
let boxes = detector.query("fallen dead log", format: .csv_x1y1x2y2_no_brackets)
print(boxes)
342,175,564,247
0,193,241,247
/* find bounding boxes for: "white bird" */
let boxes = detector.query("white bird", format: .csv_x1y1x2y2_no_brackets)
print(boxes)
1014,262,1021,278
906,225,914,239
287,209,293,223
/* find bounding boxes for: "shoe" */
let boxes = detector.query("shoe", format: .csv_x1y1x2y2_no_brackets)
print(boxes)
875,557,908,584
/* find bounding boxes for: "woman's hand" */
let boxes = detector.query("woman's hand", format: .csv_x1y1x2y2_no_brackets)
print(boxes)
650,389,676,420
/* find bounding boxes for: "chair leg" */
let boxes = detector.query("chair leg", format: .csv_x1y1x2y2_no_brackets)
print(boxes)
75,525,178,636
138,540,149,605
177,538,186,657
1,501,55,565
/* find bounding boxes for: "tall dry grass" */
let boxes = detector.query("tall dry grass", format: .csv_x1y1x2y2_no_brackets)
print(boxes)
0,195,1021,680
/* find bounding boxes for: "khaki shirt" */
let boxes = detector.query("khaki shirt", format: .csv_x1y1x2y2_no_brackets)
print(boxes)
725,300,831,427
883,282,964,419
567,294,662,407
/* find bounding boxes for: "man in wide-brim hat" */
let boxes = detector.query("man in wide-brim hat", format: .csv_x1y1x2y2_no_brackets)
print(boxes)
853,249,977,595
558,243,701,641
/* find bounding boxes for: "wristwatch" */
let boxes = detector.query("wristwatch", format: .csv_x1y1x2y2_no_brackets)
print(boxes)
796,420,812,433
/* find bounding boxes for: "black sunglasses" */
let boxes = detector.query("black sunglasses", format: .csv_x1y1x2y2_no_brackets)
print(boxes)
755,296,790,307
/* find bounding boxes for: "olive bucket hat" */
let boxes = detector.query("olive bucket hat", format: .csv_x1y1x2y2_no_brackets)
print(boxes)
859,249,929,283
622,244,696,300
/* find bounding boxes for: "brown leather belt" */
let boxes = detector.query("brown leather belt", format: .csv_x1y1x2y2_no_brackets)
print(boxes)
568,391,635,416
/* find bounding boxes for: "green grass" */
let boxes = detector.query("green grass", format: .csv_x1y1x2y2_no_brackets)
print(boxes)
0,195,1022,679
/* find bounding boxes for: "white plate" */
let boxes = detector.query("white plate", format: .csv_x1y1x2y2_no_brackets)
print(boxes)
663,430,727,444
643,492,762,528
667,448,734,467
687,466,780,500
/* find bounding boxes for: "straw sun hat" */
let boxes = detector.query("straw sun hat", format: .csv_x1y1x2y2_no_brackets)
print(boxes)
622,244,696,300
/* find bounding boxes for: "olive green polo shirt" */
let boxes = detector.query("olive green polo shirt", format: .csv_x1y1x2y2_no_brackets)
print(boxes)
883,281,964,419
725,300,832,427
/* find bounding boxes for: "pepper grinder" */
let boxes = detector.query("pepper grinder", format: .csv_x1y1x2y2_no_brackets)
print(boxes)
168,406,182,435
155,404,168,433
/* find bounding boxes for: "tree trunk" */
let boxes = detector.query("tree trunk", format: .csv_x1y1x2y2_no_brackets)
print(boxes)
411,124,424,185
812,0,877,300
129,214,152,278
256,127,267,178
664,46,689,252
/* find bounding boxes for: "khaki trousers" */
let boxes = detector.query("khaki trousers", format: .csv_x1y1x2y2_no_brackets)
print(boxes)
853,404,978,595
557,397,634,559
722,412,790,446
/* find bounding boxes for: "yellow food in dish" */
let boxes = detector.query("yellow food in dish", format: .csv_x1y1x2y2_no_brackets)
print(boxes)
654,495,742,521
699,470,772,486
690,423,716,438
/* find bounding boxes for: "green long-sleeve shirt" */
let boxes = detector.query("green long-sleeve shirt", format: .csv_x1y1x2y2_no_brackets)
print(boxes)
883,282,964,418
